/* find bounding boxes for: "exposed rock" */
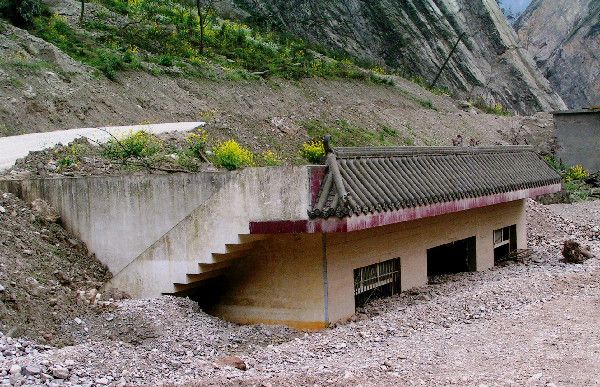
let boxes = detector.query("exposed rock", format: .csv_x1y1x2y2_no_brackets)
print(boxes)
51,366,69,379
30,199,60,223
227,0,565,114
516,0,600,108
9,364,21,375
23,365,41,375
217,356,247,371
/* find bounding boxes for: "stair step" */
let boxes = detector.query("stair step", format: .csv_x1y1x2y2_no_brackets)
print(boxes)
224,240,259,253
199,260,233,272
212,249,249,262
173,268,228,292
238,234,269,243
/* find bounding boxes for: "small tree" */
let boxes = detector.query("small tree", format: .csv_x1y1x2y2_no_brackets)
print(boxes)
80,0,84,24
195,0,209,54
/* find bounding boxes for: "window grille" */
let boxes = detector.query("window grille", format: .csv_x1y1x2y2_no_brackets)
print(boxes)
354,258,400,309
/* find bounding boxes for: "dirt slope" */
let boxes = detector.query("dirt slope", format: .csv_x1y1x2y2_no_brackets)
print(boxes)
0,193,110,346
1,21,553,153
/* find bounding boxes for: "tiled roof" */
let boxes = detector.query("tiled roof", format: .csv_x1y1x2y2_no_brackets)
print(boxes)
308,146,561,219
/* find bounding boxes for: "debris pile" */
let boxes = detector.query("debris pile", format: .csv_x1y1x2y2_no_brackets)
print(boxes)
562,239,595,263
0,192,110,345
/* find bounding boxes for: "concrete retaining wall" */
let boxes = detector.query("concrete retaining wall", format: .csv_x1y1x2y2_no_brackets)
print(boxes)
0,173,232,274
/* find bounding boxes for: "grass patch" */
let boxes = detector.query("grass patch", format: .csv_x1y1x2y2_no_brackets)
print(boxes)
471,98,512,116
304,119,406,147
26,0,393,84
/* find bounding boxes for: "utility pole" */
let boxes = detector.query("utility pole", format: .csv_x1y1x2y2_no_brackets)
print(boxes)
80,0,85,25
430,32,466,88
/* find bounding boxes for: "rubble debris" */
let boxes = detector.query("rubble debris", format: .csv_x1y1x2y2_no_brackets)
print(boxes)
561,239,595,263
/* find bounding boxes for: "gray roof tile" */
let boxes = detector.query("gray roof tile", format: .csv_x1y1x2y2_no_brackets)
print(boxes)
309,146,561,219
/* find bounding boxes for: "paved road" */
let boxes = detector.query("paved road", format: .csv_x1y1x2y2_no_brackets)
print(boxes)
0,122,204,171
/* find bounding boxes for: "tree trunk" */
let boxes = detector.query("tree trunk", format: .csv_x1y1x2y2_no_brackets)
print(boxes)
196,0,205,54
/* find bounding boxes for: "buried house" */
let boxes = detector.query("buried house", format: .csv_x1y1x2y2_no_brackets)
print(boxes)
0,145,561,329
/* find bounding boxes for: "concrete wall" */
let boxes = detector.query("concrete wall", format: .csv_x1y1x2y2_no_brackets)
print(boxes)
324,199,526,323
555,112,600,172
108,167,311,297
210,234,326,330
1,173,232,273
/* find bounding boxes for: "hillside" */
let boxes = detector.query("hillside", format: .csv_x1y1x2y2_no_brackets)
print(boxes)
227,0,565,114
515,0,600,108
0,4,557,156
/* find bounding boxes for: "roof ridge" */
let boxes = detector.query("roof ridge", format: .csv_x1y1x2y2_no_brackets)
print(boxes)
333,145,534,159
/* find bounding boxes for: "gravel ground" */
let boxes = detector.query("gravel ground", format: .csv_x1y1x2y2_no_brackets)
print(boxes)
1,199,599,386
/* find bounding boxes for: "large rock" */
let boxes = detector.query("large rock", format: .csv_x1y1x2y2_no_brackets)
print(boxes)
224,0,565,114
515,0,600,109
30,199,60,223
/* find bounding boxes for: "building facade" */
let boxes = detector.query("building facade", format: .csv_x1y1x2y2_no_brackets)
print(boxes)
207,146,561,328
553,109,600,172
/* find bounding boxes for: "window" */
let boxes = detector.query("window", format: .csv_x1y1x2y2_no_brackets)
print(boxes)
354,258,400,309
493,225,517,263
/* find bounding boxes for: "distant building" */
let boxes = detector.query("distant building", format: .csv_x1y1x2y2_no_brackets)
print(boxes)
553,108,600,172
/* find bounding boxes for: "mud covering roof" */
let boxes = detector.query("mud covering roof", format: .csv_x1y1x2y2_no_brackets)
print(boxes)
308,146,561,219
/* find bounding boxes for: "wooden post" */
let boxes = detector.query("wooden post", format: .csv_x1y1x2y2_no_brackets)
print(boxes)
430,32,466,88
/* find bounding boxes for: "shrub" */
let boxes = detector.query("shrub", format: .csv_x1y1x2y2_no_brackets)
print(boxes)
185,128,208,158
103,130,162,160
543,155,567,174
472,98,512,116
0,0,46,26
566,164,589,181
258,150,282,166
212,139,254,170
300,140,325,164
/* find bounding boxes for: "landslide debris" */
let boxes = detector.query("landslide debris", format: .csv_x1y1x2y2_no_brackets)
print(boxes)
0,192,110,346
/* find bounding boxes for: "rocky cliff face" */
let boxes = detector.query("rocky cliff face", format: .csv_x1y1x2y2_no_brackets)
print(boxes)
227,0,565,114
515,0,600,109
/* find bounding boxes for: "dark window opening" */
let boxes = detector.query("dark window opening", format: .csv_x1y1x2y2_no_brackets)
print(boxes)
493,225,517,264
427,236,477,278
354,258,401,309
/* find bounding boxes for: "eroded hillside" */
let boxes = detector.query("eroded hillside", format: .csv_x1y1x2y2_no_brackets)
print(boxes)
515,0,600,108
228,0,565,114
0,10,555,155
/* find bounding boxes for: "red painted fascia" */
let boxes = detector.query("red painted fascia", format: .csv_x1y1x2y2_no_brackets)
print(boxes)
249,183,562,234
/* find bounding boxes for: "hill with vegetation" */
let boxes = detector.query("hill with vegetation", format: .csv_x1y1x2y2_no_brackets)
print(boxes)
0,0,556,159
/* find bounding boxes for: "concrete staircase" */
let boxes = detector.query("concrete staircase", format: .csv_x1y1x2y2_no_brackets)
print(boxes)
105,167,309,298
171,234,268,293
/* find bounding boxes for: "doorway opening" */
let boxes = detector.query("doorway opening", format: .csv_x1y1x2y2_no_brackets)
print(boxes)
354,258,401,310
427,236,477,278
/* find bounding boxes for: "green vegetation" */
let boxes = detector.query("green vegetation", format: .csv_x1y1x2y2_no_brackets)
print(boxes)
544,156,593,201
25,0,394,84
409,76,450,96
184,128,208,159
103,130,163,161
300,140,325,164
212,139,254,170
0,0,47,27
471,98,512,116
258,150,283,167
304,119,401,147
